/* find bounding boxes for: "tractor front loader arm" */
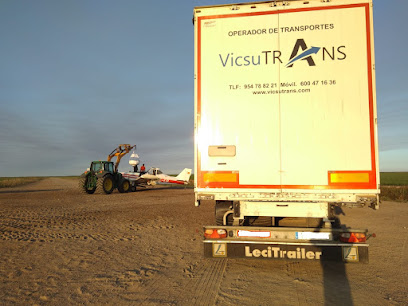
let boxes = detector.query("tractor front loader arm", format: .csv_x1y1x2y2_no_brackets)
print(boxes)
107,144,136,172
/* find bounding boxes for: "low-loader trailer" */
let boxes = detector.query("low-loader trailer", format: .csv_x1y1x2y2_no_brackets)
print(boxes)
193,0,379,262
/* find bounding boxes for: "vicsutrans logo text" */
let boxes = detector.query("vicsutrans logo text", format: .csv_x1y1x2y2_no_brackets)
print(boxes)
219,39,346,68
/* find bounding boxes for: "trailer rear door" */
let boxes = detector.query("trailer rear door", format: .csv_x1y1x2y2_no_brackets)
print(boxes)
195,0,378,191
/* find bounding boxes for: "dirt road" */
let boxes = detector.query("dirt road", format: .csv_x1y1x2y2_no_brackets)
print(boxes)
0,178,407,305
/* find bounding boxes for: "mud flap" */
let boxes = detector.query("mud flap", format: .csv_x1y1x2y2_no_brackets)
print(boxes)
204,242,368,263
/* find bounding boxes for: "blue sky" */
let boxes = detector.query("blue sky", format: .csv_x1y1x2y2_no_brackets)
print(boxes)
0,0,407,177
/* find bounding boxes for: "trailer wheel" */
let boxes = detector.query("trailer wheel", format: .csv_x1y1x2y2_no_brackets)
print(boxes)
215,201,233,226
97,175,114,194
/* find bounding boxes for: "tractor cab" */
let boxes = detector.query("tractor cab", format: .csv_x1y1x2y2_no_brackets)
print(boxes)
90,161,115,174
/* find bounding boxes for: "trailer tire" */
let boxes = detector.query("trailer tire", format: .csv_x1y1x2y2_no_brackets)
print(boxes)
97,175,114,194
215,201,233,226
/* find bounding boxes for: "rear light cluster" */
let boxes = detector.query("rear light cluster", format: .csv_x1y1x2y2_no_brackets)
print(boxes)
339,232,366,243
204,229,227,239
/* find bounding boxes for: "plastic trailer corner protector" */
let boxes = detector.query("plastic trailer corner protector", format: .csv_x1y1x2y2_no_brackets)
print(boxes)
194,0,379,193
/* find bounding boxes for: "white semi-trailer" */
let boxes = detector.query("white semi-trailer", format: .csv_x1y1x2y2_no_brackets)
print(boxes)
193,0,379,262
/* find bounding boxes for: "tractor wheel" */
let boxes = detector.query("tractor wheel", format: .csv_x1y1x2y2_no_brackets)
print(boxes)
118,179,130,193
79,176,96,194
215,201,233,226
97,175,115,194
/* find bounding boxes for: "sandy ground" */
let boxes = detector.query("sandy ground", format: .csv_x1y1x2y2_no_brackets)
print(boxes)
0,178,407,305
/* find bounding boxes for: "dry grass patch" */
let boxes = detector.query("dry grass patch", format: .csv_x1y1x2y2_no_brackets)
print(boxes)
380,186,408,202
0,177,44,188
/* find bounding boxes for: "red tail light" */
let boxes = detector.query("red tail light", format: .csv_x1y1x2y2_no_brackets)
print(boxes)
204,229,227,239
340,232,366,243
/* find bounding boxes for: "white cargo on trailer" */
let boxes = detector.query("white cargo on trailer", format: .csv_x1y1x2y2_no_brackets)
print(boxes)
194,0,379,262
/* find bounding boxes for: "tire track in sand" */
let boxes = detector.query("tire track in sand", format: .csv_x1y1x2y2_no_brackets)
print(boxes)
0,207,140,242
179,258,227,305
286,261,322,305
137,269,174,305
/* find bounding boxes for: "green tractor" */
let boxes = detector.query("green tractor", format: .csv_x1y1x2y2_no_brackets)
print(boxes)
79,161,131,194
79,144,134,195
